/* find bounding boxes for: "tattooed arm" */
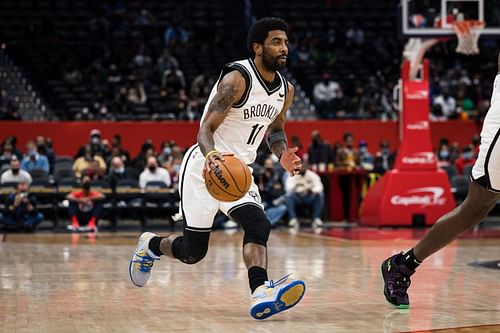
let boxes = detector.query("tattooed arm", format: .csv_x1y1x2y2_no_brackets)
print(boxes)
197,70,245,161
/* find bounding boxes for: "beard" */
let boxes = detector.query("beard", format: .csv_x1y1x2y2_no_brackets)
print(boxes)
262,51,286,72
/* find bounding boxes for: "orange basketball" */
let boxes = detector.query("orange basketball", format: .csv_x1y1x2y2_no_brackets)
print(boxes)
204,155,252,202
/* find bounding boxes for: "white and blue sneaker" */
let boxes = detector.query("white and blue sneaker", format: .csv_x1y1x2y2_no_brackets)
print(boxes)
129,232,160,287
250,274,306,320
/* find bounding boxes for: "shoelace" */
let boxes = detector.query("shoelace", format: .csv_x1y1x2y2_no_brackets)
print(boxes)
265,273,292,288
389,272,411,296
133,253,159,273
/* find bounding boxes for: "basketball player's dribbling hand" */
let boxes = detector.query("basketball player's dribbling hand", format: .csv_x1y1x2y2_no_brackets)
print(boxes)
280,147,302,177
203,151,233,178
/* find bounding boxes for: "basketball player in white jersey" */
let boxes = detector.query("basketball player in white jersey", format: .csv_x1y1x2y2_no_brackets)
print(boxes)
381,53,500,309
128,18,306,320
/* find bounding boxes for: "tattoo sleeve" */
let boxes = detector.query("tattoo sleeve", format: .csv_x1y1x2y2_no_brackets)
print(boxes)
197,80,239,156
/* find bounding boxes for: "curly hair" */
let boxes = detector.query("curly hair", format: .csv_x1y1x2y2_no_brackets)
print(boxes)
247,17,289,56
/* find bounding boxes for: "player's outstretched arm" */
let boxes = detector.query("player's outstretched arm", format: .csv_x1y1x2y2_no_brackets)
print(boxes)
266,82,302,176
198,71,245,169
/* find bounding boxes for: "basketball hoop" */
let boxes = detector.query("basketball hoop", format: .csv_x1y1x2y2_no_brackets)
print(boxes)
452,20,485,55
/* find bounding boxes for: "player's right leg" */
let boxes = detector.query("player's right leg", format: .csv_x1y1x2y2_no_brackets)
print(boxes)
227,204,306,320
129,145,218,287
382,181,500,308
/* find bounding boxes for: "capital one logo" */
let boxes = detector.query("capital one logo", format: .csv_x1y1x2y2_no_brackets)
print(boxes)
406,91,428,100
401,152,435,165
406,120,429,130
390,187,446,207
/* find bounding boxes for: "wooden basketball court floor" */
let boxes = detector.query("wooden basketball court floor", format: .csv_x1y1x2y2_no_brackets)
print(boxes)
2,227,500,333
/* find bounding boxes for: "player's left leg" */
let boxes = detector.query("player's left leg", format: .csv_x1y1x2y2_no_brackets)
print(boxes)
381,181,500,308
229,204,306,320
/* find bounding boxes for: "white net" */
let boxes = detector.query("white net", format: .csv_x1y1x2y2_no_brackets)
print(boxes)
453,20,485,55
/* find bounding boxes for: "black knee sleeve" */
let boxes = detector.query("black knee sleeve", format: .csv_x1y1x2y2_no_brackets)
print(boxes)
171,229,210,264
230,205,271,246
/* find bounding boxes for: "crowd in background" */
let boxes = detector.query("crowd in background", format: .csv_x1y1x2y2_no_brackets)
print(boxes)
1,0,499,122
0,127,481,232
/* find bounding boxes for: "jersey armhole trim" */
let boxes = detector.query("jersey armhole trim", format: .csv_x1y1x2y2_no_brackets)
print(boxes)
217,63,252,108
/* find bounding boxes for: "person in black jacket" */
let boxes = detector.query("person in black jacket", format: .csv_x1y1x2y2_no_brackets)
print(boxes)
0,182,44,231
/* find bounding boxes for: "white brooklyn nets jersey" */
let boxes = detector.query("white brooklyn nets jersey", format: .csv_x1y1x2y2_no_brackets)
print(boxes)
471,74,500,192
200,59,288,164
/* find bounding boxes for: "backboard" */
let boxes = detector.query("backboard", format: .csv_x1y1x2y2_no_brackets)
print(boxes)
400,0,500,37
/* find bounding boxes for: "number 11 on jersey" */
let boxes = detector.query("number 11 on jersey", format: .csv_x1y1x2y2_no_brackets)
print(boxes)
247,124,264,145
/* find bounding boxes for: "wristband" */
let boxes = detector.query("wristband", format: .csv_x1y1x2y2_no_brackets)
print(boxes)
205,150,218,159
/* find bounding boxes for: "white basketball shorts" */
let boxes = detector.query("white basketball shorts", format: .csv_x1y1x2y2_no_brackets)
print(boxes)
471,75,500,193
176,144,264,231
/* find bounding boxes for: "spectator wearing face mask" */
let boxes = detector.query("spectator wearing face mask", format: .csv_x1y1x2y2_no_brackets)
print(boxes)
1,157,32,184
67,176,104,232
373,140,394,174
35,136,56,173
358,140,374,171
454,145,476,175
21,140,49,172
139,156,171,190
75,129,108,159
107,156,135,190
436,143,451,168
162,155,182,189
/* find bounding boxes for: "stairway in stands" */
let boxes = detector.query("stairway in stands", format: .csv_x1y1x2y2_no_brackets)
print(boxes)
0,47,48,120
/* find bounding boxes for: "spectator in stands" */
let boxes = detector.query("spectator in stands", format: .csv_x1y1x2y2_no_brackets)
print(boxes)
36,136,56,173
190,71,215,108
73,145,107,178
67,176,104,232
373,140,394,174
162,155,182,189
133,141,156,171
126,76,147,105
0,182,43,231
139,156,171,190
358,140,374,171
82,159,106,181
433,90,457,120
345,24,365,46
0,143,15,168
107,156,135,190
436,142,452,168
1,157,32,185
258,158,287,226
157,48,179,76
307,130,332,172
285,162,324,228
134,9,155,26
163,23,189,50
335,132,359,169
455,145,476,175
4,136,22,160
336,132,360,222
75,129,109,159
161,65,186,97
313,73,343,119
21,140,49,173
109,134,130,164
